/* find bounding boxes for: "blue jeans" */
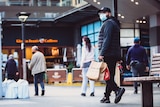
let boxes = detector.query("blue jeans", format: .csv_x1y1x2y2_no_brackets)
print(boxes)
34,72,45,95
130,61,145,91
81,67,95,94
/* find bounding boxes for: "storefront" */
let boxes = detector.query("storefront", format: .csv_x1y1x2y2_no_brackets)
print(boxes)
2,25,77,82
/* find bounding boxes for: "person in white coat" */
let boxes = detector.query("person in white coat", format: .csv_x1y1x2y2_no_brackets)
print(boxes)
80,36,95,97
28,46,46,96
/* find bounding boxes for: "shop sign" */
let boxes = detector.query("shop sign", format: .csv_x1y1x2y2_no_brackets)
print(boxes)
16,39,58,44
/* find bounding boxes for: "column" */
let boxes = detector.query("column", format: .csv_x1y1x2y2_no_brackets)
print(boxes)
149,14,160,57
0,12,2,98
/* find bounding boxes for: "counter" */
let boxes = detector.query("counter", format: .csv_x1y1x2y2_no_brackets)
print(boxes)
46,68,67,83
72,68,82,82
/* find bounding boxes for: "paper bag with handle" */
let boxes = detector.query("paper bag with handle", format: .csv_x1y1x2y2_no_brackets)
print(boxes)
86,60,107,81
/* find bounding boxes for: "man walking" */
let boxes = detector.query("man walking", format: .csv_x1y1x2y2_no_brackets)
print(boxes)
98,7,125,104
28,46,46,96
126,37,149,94
5,54,19,81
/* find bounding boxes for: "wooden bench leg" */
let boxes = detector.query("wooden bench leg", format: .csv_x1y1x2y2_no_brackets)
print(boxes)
141,82,153,107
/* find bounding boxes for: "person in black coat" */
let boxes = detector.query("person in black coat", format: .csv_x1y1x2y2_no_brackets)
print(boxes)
98,7,125,104
5,54,18,80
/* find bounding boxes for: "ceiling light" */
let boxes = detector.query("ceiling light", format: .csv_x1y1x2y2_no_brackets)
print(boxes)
93,0,97,2
135,2,139,5
118,14,121,17
118,13,125,19
97,2,100,5
121,16,125,19
143,20,146,23
142,17,146,19
131,0,134,2
136,20,139,23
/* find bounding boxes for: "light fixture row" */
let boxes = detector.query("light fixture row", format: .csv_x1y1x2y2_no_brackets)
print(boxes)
136,17,147,24
118,14,125,19
136,20,146,24
130,0,139,5
92,0,125,19
93,0,100,5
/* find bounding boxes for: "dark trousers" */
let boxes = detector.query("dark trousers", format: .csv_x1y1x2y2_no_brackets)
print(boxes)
34,72,45,95
130,61,146,90
104,56,119,98
7,73,17,81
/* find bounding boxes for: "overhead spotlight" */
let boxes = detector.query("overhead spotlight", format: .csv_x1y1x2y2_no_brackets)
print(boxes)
136,20,139,23
142,17,146,19
135,2,139,5
118,13,125,19
97,2,100,5
118,14,121,17
131,0,134,2
93,0,97,2
143,20,146,23
121,16,125,19
139,20,142,23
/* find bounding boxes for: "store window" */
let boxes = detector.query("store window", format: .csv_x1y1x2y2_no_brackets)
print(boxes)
81,25,87,36
120,29,140,47
81,21,102,61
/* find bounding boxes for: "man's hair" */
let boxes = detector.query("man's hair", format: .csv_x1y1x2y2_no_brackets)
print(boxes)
32,46,38,51
82,36,91,52
8,54,14,59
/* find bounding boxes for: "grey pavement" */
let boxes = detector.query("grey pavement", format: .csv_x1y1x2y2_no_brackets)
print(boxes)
0,83,160,107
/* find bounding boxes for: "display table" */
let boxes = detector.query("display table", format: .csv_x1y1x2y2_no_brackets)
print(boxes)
46,68,67,83
72,68,82,82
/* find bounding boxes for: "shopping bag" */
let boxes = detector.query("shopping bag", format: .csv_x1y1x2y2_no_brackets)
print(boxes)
98,71,105,81
86,61,107,81
104,65,110,81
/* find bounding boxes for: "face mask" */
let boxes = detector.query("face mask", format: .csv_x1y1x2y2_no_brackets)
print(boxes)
82,42,85,46
99,13,107,21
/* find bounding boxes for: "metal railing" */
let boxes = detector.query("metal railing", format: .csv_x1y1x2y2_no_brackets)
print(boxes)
0,0,86,7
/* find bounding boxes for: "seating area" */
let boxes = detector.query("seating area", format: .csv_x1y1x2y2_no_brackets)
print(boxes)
124,53,160,107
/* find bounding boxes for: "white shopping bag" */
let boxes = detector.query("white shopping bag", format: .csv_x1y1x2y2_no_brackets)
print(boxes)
5,80,18,98
17,79,30,99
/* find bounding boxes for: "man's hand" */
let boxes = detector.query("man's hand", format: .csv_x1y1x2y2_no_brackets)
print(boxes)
145,66,149,72
98,56,104,60
126,65,130,70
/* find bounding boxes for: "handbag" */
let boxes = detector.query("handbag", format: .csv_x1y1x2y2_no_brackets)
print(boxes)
86,61,107,81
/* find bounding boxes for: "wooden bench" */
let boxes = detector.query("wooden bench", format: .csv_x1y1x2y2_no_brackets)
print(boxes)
124,53,160,107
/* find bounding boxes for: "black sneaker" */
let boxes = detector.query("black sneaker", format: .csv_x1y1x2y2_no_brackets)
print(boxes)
100,97,110,103
81,93,86,96
90,92,94,97
41,90,45,96
134,90,138,94
34,94,38,96
114,88,125,104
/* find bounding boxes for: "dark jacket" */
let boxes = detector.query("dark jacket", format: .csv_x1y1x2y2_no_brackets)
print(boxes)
5,59,18,75
126,44,149,66
98,17,121,59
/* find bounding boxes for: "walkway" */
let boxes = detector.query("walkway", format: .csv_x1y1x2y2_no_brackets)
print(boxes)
0,83,159,107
